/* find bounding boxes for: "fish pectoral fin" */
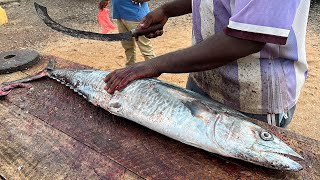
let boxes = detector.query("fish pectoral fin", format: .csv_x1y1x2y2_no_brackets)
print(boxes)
182,100,213,118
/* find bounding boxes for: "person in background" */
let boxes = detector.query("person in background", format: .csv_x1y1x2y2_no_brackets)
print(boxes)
97,0,116,34
103,0,311,128
99,0,156,66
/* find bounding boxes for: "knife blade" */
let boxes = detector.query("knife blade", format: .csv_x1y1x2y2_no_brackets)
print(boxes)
34,2,163,41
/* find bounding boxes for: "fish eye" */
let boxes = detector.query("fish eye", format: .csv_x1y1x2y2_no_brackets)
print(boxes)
260,131,274,141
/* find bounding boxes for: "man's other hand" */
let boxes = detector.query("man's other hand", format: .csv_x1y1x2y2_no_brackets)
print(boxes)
104,62,161,94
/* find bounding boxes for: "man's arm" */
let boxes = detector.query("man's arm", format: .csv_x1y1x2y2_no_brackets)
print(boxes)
160,0,192,18
104,32,265,93
152,32,265,73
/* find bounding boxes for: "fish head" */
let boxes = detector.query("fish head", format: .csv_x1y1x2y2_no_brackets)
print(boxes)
212,115,304,171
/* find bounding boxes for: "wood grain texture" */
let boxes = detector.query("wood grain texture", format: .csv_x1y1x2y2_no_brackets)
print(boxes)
1,56,319,179
0,101,141,180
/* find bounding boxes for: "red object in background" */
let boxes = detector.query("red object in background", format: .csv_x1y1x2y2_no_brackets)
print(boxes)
97,8,116,34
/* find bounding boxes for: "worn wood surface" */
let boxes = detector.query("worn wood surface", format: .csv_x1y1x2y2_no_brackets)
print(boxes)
1,56,319,179
0,101,141,180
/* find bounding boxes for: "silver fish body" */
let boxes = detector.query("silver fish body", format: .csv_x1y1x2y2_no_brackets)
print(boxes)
45,68,303,171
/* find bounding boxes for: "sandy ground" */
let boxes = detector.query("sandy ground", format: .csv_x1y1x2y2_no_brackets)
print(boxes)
0,0,319,141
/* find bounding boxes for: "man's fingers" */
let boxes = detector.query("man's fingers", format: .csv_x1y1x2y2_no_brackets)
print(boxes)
105,75,116,91
108,76,123,93
146,33,155,39
103,62,161,94
154,30,163,37
105,71,121,91
118,73,139,90
104,69,129,93
105,76,117,93
104,71,116,82
117,73,136,90
145,30,163,39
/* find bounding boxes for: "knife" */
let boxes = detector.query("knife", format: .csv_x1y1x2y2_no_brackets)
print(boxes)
34,2,163,41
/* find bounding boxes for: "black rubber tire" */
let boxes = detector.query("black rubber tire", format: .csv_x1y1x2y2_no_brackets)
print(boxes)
0,49,40,74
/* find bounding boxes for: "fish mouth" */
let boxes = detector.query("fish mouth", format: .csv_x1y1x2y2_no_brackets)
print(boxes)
272,153,303,171
275,151,304,161
260,146,304,171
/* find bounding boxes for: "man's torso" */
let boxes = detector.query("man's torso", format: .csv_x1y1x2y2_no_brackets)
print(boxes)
191,0,310,114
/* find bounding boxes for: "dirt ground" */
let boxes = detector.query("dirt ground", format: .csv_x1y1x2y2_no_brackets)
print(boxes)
0,0,319,141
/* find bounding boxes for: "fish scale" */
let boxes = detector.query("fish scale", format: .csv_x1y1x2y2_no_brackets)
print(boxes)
0,60,304,171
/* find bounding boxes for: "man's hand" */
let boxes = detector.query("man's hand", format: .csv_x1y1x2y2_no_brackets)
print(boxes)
137,7,168,39
134,0,192,38
98,0,108,10
104,61,161,93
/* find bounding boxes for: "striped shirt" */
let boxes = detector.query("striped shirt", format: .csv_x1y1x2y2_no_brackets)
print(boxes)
190,0,310,114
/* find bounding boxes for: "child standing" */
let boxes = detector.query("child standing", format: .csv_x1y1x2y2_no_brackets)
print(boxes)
98,0,155,66
97,0,116,34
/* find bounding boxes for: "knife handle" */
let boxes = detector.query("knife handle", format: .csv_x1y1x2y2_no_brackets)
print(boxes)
131,24,163,37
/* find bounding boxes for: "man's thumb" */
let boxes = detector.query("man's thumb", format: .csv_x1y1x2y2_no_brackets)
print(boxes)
137,16,152,29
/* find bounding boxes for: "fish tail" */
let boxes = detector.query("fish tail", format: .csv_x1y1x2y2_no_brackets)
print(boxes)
0,59,56,96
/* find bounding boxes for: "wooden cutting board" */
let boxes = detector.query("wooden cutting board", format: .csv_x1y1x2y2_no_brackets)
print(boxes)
1,56,319,179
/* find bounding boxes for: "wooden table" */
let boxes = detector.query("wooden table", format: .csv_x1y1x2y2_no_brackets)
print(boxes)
1,56,319,179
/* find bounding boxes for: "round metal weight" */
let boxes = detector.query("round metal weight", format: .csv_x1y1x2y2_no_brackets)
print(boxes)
0,49,40,74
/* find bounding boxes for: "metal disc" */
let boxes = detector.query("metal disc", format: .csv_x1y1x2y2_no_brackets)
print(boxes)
0,49,40,74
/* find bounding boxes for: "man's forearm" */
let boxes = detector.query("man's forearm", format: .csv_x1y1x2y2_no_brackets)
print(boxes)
162,0,192,18
103,31,265,93
151,32,265,73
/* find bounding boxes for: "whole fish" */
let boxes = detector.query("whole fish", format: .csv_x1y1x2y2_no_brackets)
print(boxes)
0,60,303,171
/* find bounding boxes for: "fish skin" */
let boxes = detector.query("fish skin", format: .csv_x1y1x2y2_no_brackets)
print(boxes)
46,68,303,171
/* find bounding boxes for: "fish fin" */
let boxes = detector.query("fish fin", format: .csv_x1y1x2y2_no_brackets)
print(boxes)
182,100,213,118
0,59,56,96
0,83,33,97
1,71,49,86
